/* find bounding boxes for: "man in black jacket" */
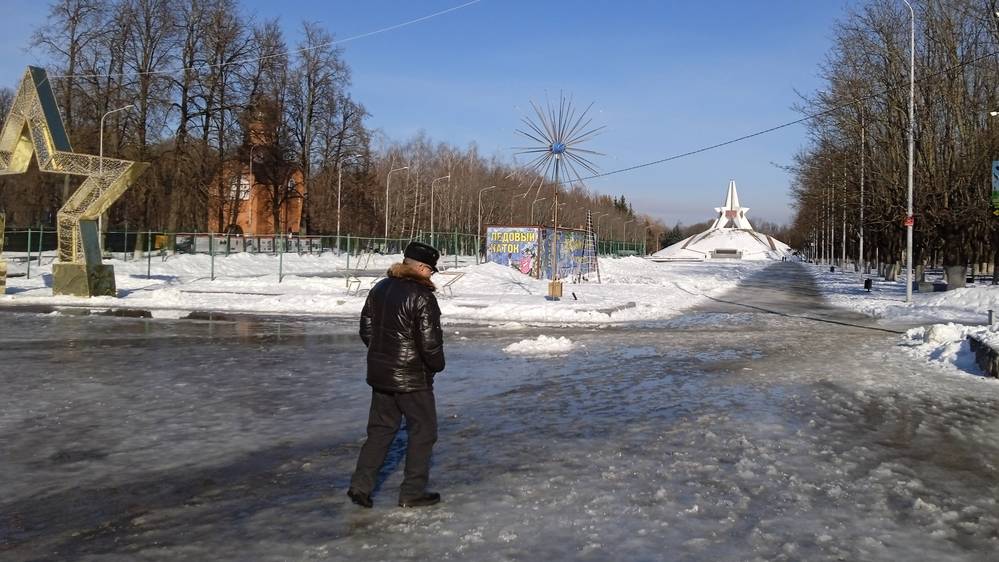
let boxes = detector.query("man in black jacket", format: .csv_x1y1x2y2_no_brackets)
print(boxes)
347,242,446,508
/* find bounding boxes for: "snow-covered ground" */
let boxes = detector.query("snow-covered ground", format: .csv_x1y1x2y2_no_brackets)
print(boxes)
807,263,998,326
3,268,999,560
806,263,999,378
1,253,764,325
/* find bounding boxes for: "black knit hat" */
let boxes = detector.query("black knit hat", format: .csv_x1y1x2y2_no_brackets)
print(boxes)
404,241,440,272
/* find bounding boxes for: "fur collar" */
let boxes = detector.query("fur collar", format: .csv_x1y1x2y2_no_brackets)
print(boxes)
387,262,437,291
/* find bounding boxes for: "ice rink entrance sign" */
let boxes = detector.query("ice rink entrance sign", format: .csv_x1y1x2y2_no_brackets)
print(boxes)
485,225,597,281
0,67,149,296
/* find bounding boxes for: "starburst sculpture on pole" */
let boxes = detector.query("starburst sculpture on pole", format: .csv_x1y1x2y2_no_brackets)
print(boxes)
515,93,603,292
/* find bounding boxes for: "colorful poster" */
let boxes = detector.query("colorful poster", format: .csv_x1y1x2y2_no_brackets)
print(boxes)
485,227,541,276
540,228,594,280
487,226,597,280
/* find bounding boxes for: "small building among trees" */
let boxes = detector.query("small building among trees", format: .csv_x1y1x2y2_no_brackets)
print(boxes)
207,106,305,236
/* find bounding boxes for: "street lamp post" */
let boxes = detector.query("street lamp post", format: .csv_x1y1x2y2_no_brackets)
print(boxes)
247,144,261,233
531,197,547,224
98,104,134,250
430,175,450,248
477,185,497,262
99,104,135,176
595,212,609,254
337,154,363,254
902,0,915,303
511,189,530,223
622,219,634,254
385,165,409,243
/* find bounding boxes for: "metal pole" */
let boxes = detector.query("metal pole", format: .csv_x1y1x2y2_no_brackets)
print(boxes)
248,144,258,234
336,163,342,253
210,232,215,281
477,185,496,263
123,222,128,261
99,104,135,177
903,0,915,302
430,175,449,248
26,228,31,279
531,197,547,225
385,165,409,241
279,233,284,283
147,229,152,279
841,173,846,267
860,111,865,277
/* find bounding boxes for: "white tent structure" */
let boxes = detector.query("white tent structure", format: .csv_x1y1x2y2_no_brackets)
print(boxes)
651,180,792,262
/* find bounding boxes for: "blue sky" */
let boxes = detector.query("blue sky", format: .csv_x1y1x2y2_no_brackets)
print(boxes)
0,0,856,225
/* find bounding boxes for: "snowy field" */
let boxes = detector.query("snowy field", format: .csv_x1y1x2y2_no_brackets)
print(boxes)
2,253,762,325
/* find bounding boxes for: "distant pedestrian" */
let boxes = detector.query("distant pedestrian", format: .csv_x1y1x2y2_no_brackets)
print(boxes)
348,241,446,508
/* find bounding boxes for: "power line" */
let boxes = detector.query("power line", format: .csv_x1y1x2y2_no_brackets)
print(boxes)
44,0,484,81
571,49,999,186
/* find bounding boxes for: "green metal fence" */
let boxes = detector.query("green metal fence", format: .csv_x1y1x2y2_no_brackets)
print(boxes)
2,229,647,256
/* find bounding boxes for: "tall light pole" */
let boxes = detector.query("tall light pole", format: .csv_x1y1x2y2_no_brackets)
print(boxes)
385,165,409,242
511,189,530,223
430,175,449,248
477,185,497,262
99,104,135,176
902,0,915,302
531,197,547,224
98,104,134,249
337,154,362,253
246,144,262,233
858,109,867,277
622,219,634,252
595,212,609,238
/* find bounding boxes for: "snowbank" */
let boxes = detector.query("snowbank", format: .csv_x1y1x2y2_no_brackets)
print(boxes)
807,264,998,325
1,253,763,326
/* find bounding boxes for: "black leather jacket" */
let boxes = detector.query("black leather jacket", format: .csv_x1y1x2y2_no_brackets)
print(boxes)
360,263,445,393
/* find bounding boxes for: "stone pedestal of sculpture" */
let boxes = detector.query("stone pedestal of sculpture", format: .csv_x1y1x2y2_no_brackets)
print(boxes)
51,262,115,297
51,219,116,297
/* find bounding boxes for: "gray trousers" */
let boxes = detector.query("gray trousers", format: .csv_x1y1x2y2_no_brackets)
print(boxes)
349,389,438,501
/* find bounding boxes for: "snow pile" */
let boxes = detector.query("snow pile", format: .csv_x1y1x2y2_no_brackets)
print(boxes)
502,335,576,356
901,323,983,376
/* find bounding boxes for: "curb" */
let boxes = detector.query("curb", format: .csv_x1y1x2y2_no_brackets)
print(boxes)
966,334,999,378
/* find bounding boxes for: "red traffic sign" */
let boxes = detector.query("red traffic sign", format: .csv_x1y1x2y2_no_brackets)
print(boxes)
903,215,914,227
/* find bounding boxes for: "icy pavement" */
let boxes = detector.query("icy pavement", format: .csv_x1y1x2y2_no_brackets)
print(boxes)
2,263,998,561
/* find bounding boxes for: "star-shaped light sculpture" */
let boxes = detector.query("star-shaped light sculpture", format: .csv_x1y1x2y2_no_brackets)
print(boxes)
0,66,149,296
515,93,603,285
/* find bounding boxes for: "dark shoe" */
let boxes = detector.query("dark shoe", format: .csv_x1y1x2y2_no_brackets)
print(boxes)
398,492,441,508
347,488,373,508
